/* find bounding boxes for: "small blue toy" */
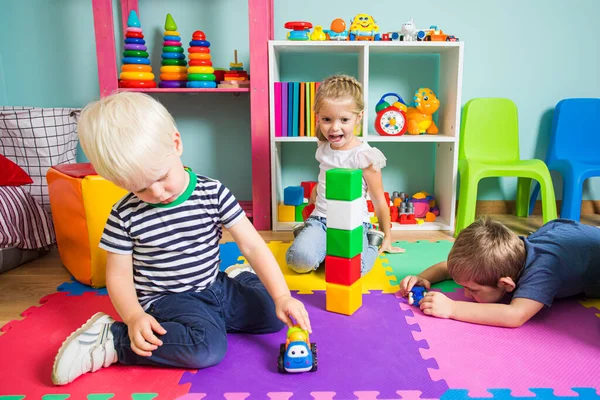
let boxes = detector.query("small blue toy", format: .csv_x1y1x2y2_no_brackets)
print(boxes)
408,286,427,305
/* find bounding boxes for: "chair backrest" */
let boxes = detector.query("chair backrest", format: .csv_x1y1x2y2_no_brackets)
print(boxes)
459,98,520,162
549,98,600,164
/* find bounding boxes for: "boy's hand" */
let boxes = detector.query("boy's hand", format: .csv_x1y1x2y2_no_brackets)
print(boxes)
274,294,312,334
419,292,455,319
399,275,431,297
380,237,405,255
125,311,167,357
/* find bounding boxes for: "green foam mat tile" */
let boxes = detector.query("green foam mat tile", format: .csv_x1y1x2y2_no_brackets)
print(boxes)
384,240,462,292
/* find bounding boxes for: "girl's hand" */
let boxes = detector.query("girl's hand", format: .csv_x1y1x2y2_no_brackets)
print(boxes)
125,311,167,357
379,237,405,254
274,295,312,333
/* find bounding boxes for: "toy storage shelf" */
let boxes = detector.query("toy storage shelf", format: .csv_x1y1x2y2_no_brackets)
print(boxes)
118,88,250,93
91,0,273,230
269,40,464,232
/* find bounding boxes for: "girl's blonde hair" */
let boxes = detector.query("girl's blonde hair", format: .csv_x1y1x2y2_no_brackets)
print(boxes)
313,75,364,141
78,92,178,191
448,217,526,286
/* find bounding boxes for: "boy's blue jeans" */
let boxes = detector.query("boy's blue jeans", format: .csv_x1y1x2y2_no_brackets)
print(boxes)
286,216,379,275
110,271,284,369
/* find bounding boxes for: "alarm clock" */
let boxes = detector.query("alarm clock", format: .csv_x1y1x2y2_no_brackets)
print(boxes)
374,93,408,136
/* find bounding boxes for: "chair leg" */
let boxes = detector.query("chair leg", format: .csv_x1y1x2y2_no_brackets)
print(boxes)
561,175,584,221
516,177,532,218
539,178,558,224
455,172,479,238
528,182,540,216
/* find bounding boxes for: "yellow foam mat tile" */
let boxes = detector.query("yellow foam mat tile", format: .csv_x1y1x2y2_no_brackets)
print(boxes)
237,241,397,294
580,298,600,318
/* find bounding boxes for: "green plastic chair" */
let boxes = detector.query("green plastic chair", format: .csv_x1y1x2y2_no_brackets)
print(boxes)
455,98,557,236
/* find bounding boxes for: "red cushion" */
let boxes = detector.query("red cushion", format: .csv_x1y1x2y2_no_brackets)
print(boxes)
0,154,33,186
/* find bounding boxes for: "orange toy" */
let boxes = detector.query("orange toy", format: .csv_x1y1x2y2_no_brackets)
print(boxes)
47,163,127,287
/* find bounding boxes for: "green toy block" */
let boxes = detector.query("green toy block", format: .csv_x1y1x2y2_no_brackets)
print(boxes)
327,225,363,258
295,204,307,222
325,168,363,201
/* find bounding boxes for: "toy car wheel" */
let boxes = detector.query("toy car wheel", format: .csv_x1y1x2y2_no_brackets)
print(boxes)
277,354,286,373
425,36,431,41
310,343,318,372
280,343,286,353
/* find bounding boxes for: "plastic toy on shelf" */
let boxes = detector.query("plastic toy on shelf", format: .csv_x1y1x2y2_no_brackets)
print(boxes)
159,14,187,88
118,10,156,89
348,13,380,41
310,26,327,41
285,21,313,40
325,18,349,41
408,286,427,305
278,324,317,373
186,30,216,89
406,88,440,135
374,93,408,136
411,191,440,222
217,50,250,89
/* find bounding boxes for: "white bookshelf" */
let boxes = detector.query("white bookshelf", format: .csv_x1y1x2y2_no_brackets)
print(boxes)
269,40,464,232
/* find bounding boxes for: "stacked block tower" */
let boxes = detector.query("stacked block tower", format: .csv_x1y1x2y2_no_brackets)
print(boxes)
325,168,364,316
187,30,217,88
218,50,250,89
118,10,156,89
159,14,188,88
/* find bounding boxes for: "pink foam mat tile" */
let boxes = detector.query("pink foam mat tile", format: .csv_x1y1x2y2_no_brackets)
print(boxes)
396,291,600,397
0,292,191,398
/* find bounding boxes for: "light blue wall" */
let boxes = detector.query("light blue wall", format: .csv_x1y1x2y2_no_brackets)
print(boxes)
274,0,600,201
1,0,599,201
0,0,254,200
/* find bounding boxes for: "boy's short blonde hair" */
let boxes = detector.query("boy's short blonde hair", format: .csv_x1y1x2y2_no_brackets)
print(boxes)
448,217,526,286
78,92,178,191
314,75,364,142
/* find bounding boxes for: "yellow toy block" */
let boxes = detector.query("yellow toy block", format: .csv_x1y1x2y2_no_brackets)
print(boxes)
47,164,127,287
326,280,363,315
278,204,295,222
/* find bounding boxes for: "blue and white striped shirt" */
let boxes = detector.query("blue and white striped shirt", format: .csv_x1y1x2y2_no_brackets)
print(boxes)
99,169,244,309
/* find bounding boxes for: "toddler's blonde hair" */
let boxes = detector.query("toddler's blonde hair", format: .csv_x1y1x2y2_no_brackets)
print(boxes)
314,75,364,141
78,92,178,191
448,217,526,286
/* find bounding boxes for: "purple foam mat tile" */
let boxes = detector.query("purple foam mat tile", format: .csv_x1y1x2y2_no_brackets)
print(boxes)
399,291,600,397
179,291,448,399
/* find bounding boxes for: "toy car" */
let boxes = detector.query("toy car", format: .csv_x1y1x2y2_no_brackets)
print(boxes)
277,325,318,373
408,286,427,305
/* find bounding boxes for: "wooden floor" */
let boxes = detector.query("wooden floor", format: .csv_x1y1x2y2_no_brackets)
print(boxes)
1,214,599,330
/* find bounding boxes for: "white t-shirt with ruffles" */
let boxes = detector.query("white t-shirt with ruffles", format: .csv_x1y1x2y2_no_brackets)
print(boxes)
312,140,387,222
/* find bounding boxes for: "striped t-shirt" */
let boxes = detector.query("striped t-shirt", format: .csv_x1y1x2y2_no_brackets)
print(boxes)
99,169,244,309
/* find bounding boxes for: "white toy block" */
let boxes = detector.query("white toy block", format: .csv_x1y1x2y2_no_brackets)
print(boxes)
326,198,363,230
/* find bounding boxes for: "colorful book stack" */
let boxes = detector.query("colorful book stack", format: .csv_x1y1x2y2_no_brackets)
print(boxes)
273,82,320,137
187,30,216,88
324,168,364,316
118,10,156,89
159,14,187,88
217,50,249,89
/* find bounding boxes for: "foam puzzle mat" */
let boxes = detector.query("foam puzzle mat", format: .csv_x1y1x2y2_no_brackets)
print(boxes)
2,240,599,399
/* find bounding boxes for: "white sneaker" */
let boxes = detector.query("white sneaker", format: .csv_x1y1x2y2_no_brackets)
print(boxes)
224,263,256,279
52,312,117,385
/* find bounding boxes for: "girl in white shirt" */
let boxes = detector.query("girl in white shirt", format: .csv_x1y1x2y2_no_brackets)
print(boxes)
286,75,404,275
